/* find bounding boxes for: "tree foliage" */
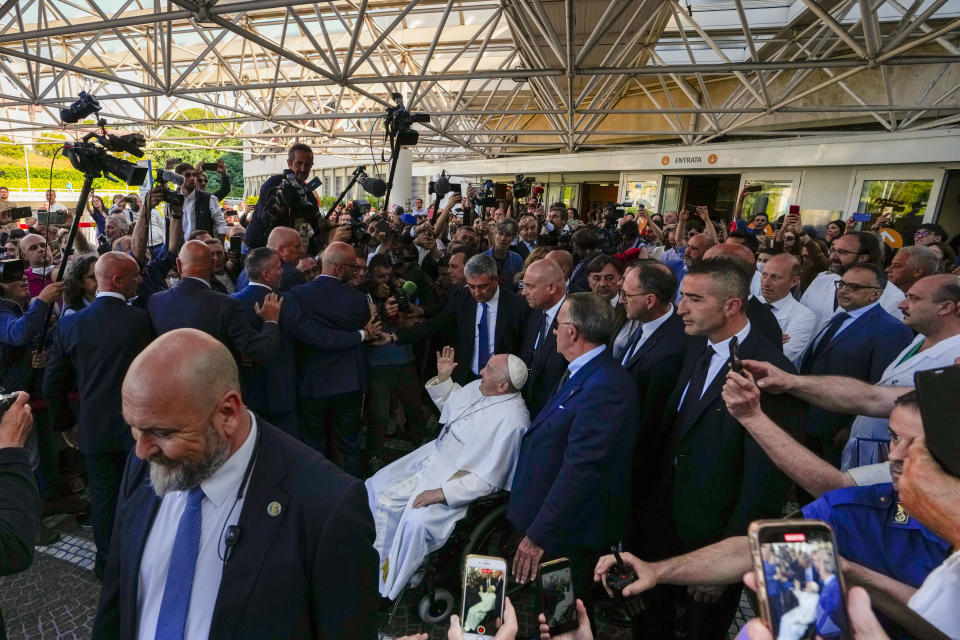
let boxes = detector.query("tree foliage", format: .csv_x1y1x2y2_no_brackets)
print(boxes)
147,108,244,198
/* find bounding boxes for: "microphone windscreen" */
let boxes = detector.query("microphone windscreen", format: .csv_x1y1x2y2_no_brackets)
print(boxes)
402,280,418,297
360,176,387,197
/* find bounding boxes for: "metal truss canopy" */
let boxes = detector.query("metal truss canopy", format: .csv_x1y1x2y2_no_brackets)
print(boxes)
0,0,957,161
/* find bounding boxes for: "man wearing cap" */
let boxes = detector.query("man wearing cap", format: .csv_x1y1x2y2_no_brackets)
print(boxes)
366,346,531,600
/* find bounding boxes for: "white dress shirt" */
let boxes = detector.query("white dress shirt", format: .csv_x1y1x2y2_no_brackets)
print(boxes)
534,296,565,350
621,305,674,365
181,190,228,237
472,288,500,375
137,413,259,640
800,271,904,334
679,322,751,406
750,270,762,299
758,293,816,363
908,550,960,639
96,291,127,302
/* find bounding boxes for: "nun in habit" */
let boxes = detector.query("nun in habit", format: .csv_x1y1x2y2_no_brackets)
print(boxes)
366,346,531,600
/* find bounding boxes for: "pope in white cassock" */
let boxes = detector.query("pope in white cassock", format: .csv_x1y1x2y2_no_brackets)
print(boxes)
366,346,531,600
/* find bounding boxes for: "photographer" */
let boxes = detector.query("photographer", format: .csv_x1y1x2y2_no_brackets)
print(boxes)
0,392,41,638
172,161,227,240
244,143,318,250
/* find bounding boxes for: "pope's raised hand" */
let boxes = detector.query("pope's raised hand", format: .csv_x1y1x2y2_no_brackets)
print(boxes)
436,346,458,382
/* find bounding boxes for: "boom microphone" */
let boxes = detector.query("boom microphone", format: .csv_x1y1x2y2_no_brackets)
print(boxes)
359,175,387,198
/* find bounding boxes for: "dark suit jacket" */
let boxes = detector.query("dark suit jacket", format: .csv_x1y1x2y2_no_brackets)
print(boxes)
92,420,379,640
520,308,567,418
507,349,639,553
513,241,533,261
568,251,604,293
664,329,804,550
236,263,305,293
290,276,371,398
799,304,913,439
147,278,280,365
747,296,783,350
231,284,362,414
397,285,530,385
43,297,155,454
0,298,50,392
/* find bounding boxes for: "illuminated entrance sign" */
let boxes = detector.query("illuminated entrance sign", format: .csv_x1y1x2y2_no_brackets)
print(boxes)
660,153,719,166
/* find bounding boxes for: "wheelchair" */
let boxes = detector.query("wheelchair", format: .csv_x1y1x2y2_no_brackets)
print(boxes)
386,491,522,627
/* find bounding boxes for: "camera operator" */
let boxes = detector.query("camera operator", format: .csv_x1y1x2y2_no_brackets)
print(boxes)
244,144,317,250
196,158,231,202
171,161,227,241
0,392,41,637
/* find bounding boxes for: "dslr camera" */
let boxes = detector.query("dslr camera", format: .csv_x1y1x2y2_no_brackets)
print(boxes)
428,171,465,199
155,169,185,207
271,173,322,218
341,199,372,245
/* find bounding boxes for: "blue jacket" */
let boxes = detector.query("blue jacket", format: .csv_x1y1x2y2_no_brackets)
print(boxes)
236,263,305,292
507,349,638,553
799,304,913,439
147,278,280,365
0,297,51,391
482,248,524,291
290,276,371,398
231,284,362,413
42,296,155,454
92,420,379,640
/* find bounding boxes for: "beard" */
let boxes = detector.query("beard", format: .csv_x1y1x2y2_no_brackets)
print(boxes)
148,422,231,497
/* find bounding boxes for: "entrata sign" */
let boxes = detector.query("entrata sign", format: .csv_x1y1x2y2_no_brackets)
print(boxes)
659,153,720,167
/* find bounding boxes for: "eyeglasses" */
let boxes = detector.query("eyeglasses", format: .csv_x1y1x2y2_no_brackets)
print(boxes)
618,288,647,299
914,231,932,238
829,247,864,257
834,280,882,292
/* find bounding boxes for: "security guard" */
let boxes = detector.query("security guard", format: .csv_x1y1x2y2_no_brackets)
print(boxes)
801,482,951,589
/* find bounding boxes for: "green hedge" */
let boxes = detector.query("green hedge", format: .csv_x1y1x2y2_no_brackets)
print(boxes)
0,164,138,191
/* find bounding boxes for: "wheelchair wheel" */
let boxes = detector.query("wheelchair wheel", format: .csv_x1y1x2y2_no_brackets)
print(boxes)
417,587,455,625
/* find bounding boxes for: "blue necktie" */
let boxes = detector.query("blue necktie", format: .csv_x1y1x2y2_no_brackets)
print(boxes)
621,322,643,365
477,302,491,372
155,486,205,640
803,312,850,372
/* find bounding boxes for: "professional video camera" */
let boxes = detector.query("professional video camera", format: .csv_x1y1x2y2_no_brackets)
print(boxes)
155,169,185,207
474,179,498,208
59,94,148,186
384,92,431,147
510,174,536,199
428,171,465,198
341,199,372,245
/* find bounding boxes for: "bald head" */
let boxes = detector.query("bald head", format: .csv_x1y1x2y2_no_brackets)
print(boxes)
321,241,358,282
123,329,249,495
177,240,214,280
267,226,302,265
704,242,754,272
95,251,141,299
760,253,801,303
526,258,565,286
125,330,239,416
545,250,574,279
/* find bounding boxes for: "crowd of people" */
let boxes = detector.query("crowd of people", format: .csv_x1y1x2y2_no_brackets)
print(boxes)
0,141,958,640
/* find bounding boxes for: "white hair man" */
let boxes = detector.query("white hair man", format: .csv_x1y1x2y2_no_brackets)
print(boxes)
367,346,531,600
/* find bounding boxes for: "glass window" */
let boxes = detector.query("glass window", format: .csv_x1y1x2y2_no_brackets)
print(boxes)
741,179,794,222
546,184,579,209
856,179,934,239
623,179,660,213
659,176,683,215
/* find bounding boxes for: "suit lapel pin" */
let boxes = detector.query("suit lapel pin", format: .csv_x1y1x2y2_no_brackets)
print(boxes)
267,501,282,517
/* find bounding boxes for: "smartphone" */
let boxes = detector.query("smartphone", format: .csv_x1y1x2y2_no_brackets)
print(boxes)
914,366,960,478
729,335,743,374
165,157,182,170
788,205,800,217
748,520,849,640
229,236,242,254
538,558,578,636
461,554,507,639
851,213,872,222
202,161,218,171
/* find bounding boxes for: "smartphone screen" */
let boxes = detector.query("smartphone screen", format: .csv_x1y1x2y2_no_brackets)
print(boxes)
750,520,849,640
914,366,960,477
538,559,577,635
461,555,507,639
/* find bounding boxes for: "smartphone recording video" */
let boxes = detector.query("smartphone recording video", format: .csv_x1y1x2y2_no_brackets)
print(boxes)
749,520,848,640
461,555,506,639
538,558,577,635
